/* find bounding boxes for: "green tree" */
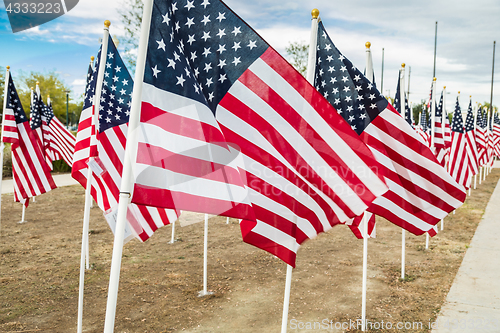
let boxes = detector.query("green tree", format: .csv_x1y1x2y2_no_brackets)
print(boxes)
412,99,426,124
15,71,82,126
119,0,143,70
285,41,309,76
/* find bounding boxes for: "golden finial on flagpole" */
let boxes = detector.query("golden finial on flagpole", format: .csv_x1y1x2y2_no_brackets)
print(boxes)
458,91,460,94
6,66,10,70
401,63,405,68
311,9,319,19
365,41,371,49
91,56,95,62
36,81,39,85
104,20,111,27
31,87,33,90
433,77,437,81
444,86,446,89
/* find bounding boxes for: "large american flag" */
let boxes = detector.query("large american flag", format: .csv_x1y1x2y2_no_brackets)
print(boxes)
313,21,466,235
71,36,178,242
433,92,448,166
476,107,488,166
44,97,76,167
449,97,470,189
131,0,389,266
2,73,56,205
464,100,479,176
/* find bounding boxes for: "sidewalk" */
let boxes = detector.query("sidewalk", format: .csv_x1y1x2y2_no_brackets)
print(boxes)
432,176,500,333
1,173,78,194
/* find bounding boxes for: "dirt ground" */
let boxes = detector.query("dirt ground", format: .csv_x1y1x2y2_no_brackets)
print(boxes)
0,169,498,333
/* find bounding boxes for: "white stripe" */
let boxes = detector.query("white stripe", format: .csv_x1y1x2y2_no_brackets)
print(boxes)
134,162,249,204
373,196,436,232
227,79,368,211
242,154,347,227
369,147,463,207
217,105,367,217
137,122,240,169
250,219,300,254
12,152,35,197
248,187,321,240
142,83,221,131
366,110,459,189
248,58,387,197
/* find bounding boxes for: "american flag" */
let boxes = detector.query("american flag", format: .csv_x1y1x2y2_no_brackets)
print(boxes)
493,113,500,157
30,87,53,170
476,107,488,166
131,0,389,266
449,97,470,189
464,100,479,176
2,73,56,205
415,105,431,146
313,21,466,235
443,103,452,151
433,92,448,166
44,97,76,167
71,36,178,242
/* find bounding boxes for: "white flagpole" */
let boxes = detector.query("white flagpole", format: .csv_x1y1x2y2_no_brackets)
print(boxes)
169,220,176,243
77,24,110,333
30,86,37,204
199,214,213,296
226,216,229,224
360,41,374,332
0,66,10,227
361,213,369,331
305,9,320,84
399,64,406,279
19,204,26,223
427,77,437,249
281,263,293,333
103,0,154,328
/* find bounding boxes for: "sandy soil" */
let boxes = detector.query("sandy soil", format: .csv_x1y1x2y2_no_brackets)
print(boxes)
0,169,498,333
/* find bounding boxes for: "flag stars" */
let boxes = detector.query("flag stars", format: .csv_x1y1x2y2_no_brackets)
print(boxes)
115,66,121,72
187,34,196,45
217,44,226,53
202,31,211,41
232,26,241,36
157,39,166,51
201,15,210,25
218,59,226,68
216,12,226,22
204,62,212,72
203,47,211,57
206,77,213,87
167,58,176,69
247,40,257,50
185,0,194,10
217,29,226,38
152,65,161,78
162,13,170,25
219,74,227,83
232,42,241,52
185,17,195,28
232,57,241,66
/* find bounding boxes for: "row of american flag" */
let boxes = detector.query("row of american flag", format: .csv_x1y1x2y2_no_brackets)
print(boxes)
5,0,500,268
2,73,75,207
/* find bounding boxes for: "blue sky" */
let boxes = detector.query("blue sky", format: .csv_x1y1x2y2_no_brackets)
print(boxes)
1,0,500,113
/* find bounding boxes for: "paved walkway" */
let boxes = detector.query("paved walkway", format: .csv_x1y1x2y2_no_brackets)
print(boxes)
1,173,78,194
432,176,500,333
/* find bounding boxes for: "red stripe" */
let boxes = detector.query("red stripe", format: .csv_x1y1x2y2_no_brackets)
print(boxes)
220,123,341,221
135,142,245,184
237,68,378,205
240,218,297,267
219,92,356,217
141,101,227,146
132,183,254,220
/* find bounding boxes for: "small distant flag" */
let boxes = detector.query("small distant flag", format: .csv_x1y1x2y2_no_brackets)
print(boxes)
2,72,56,205
449,97,470,189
